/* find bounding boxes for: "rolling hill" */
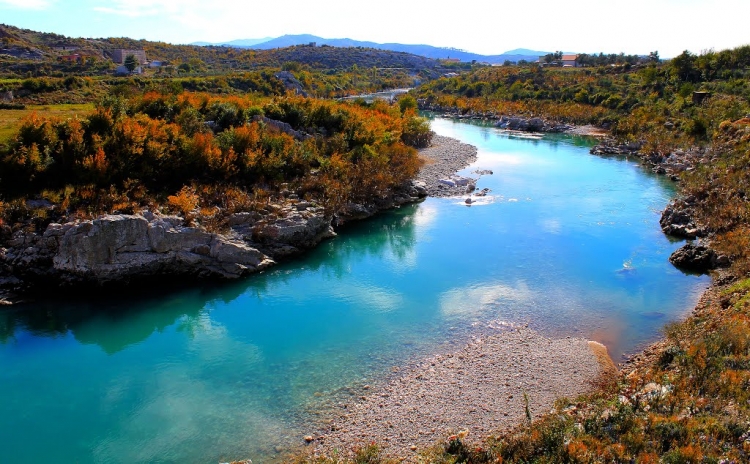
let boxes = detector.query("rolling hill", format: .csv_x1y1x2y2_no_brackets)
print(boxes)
0,24,444,75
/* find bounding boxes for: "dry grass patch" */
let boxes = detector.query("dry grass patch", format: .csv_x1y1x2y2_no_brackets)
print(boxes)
0,104,94,141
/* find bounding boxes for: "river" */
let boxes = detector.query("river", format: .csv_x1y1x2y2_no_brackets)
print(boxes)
0,117,708,463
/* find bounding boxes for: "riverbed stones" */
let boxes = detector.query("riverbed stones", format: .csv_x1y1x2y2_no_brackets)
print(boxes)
417,135,479,197
309,327,609,462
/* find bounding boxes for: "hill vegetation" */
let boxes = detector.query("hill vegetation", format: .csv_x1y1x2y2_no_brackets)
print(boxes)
0,23,450,103
415,47,750,153
0,23,441,78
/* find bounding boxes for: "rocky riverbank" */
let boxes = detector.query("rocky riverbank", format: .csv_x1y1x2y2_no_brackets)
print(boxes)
0,182,427,304
590,139,710,181
304,325,615,462
0,133,481,304
591,139,728,273
419,102,609,138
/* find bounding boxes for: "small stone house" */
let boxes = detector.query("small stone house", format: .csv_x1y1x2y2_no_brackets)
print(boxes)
111,49,147,65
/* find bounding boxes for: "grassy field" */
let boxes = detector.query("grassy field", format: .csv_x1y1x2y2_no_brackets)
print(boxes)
0,103,94,142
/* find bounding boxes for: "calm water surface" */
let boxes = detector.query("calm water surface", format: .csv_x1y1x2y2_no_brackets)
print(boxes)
0,118,708,463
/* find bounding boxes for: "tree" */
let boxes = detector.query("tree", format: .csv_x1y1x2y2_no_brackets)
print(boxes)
648,51,660,63
670,50,699,82
398,95,417,115
124,54,138,73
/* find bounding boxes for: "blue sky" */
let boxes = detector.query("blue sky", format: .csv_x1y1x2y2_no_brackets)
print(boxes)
1,0,748,57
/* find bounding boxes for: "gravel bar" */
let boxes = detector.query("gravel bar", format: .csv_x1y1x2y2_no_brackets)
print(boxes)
307,325,614,462
416,135,479,197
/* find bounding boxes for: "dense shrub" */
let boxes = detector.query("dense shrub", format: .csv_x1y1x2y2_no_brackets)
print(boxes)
0,91,425,223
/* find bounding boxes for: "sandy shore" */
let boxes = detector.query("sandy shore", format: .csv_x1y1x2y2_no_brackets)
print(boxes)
306,325,613,461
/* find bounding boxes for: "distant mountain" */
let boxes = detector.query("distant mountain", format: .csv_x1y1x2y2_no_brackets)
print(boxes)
503,48,550,56
191,37,273,47
195,34,549,64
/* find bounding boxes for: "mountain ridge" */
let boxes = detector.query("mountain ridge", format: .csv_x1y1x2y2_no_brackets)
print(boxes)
190,34,551,63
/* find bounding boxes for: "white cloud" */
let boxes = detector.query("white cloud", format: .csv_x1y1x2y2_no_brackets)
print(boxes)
93,0,202,17
93,6,158,17
0,0,54,9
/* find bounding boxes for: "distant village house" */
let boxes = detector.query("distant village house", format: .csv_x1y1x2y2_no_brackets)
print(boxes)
562,54,580,67
111,49,147,65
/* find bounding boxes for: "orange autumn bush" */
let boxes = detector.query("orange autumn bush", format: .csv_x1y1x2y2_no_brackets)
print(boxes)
0,91,427,226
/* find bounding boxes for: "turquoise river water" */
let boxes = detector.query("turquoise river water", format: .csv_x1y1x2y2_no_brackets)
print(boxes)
0,118,709,463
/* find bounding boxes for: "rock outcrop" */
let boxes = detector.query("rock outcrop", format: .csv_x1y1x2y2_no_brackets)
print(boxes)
591,139,708,180
0,182,427,301
0,210,319,296
0,45,45,60
52,214,275,282
252,115,311,141
274,71,308,97
660,199,706,239
590,139,642,156
669,241,729,273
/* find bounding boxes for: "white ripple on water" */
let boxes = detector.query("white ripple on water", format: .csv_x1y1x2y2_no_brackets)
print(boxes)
540,218,563,234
